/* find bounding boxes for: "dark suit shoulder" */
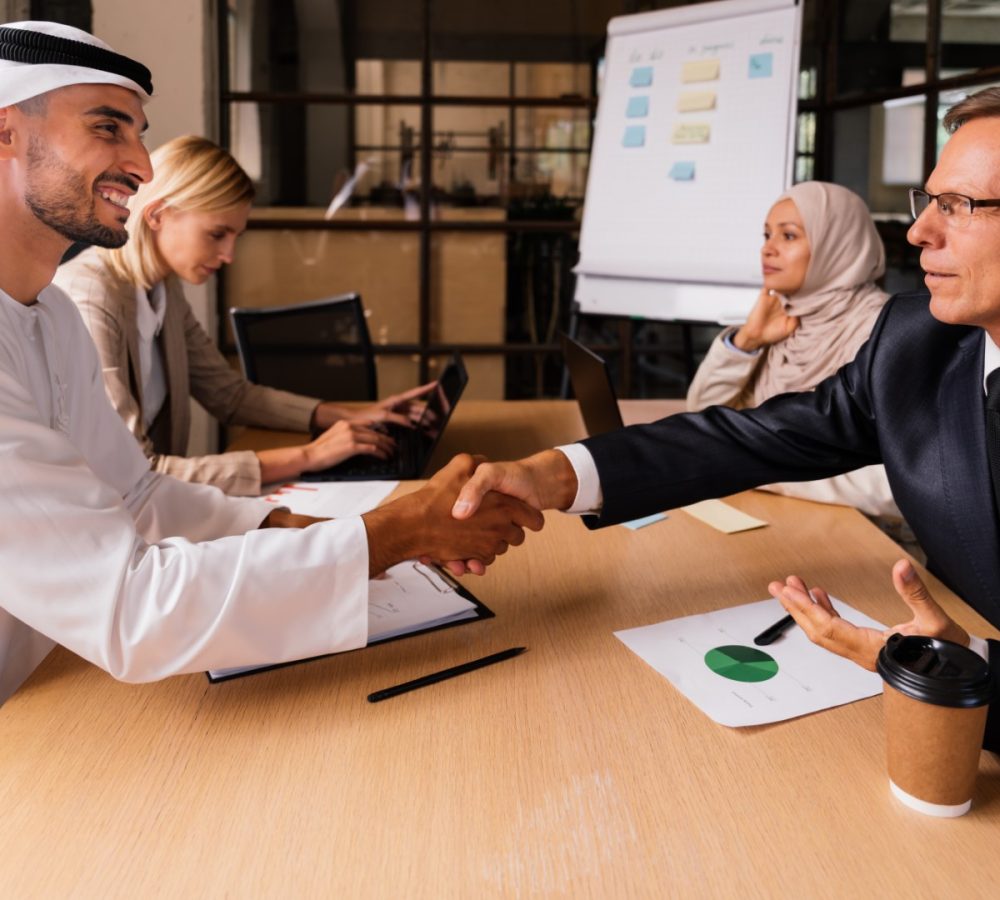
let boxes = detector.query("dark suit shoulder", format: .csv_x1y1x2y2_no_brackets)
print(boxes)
879,290,977,341
864,290,980,378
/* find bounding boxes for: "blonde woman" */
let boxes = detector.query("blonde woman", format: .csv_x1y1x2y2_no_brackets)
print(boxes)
55,136,428,496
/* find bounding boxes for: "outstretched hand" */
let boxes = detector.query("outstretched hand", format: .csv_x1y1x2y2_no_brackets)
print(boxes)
363,453,544,578
768,559,970,671
451,449,579,521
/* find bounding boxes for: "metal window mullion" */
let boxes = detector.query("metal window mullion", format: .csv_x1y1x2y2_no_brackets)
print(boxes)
418,0,432,385
922,0,943,182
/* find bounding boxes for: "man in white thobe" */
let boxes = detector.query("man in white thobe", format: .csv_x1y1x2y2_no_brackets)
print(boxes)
0,21,541,702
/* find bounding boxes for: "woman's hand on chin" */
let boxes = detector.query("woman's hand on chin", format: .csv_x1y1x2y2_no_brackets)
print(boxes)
732,287,800,352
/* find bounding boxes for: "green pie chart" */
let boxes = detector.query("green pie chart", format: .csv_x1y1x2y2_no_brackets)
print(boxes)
704,645,779,683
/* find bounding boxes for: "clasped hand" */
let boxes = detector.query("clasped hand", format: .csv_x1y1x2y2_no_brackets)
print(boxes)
768,559,970,670
364,454,544,578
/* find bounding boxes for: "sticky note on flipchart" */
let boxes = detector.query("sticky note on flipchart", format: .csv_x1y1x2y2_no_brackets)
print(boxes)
626,96,649,118
681,59,720,83
621,512,668,530
677,90,716,112
681,499,767,534
623,125,646,148
749,52,773,79
669,161,696,181
630,66,654,87
671,122,711,144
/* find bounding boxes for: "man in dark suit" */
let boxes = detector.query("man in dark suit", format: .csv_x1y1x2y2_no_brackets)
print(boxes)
449,87,1000,750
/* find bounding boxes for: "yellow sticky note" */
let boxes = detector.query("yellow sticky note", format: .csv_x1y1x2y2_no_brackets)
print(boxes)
671,122,711,144
677,90,716,113
680,499,767,534
681,59,720,83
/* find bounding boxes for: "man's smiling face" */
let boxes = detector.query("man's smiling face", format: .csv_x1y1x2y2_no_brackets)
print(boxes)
18,82,151,247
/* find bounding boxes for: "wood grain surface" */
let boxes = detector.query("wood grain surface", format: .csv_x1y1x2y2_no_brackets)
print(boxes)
2,401,996,898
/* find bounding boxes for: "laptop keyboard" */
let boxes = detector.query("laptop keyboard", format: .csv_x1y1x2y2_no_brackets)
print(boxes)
302,422,422,480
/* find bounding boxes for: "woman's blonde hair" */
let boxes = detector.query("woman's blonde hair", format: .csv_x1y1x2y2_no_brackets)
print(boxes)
100,135,255,290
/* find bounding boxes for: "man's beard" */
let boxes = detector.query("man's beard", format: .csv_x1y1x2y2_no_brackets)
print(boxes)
24,136,132,249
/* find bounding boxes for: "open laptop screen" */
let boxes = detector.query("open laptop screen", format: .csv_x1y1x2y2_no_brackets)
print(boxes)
561,334,624,437
301,353,468,481
410,354,468,465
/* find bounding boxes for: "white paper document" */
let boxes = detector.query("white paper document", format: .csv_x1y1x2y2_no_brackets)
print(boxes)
615,597,885,727
366,562,476,641
262,480,398,518
207,562,479,681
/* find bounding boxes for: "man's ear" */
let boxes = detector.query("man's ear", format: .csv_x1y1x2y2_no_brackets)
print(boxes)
0,107,13,155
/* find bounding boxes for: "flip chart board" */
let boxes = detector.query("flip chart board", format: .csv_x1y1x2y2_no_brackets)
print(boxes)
575,0,802,324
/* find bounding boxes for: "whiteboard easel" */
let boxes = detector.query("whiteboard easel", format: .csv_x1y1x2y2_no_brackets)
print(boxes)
574,0,802,325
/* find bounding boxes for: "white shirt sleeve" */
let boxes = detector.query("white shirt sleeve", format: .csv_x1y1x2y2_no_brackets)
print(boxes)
0,368,370,688
555,442,603,514
124,469,274,544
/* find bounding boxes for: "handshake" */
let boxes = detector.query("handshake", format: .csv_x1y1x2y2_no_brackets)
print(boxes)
360,450,577,578
359,449,975,681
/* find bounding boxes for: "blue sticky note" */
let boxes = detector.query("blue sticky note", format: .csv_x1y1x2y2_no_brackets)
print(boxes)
623,125,646,148
621,512,668,530
669,160,696,181
626,96,649,118
749,52,773,79
630,66,654,88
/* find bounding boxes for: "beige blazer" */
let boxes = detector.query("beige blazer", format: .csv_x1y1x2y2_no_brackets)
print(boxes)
54,248,321,496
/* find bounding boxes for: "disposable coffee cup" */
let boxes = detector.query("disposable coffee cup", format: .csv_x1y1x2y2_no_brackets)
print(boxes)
876,634,993,817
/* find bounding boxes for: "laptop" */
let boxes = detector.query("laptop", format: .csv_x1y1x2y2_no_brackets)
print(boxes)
302,353,469,481
561,333,624,437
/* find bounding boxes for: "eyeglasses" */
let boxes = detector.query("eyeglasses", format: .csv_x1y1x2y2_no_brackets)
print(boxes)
909,188,1000,226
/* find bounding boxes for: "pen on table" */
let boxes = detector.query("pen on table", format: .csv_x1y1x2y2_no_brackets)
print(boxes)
753,614,796,646
367,646,527,703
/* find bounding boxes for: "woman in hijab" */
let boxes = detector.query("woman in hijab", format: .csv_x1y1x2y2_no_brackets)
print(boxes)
687,181,902,524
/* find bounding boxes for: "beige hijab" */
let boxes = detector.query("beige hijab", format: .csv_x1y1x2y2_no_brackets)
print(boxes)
752,181,889,405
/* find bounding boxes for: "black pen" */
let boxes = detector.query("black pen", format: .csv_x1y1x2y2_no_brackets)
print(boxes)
367,646,527,703
753,614,796,646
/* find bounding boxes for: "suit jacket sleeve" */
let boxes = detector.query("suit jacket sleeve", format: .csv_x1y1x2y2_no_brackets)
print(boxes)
687,327,901,519
581,301,888,527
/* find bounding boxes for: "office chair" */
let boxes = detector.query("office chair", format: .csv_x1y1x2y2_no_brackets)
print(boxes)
229,293,378,402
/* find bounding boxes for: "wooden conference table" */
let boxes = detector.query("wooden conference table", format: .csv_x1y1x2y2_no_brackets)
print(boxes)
1,401,998,897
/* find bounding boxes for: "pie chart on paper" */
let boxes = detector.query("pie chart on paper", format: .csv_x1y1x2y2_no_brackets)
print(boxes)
704,645,779,683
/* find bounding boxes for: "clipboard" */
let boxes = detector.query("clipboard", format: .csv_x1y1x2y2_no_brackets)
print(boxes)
205,565,493,684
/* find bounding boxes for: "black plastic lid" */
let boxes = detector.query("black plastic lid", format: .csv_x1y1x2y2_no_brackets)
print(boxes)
876,634,994,708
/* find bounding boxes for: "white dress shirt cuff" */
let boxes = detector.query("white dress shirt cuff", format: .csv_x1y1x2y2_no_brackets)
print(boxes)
556,443,603,514
967,634,990,662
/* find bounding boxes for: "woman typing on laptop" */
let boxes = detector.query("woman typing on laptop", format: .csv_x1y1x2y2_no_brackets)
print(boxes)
55,136,429,496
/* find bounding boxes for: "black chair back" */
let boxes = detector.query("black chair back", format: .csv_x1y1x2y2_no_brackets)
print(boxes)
230,293,377,401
